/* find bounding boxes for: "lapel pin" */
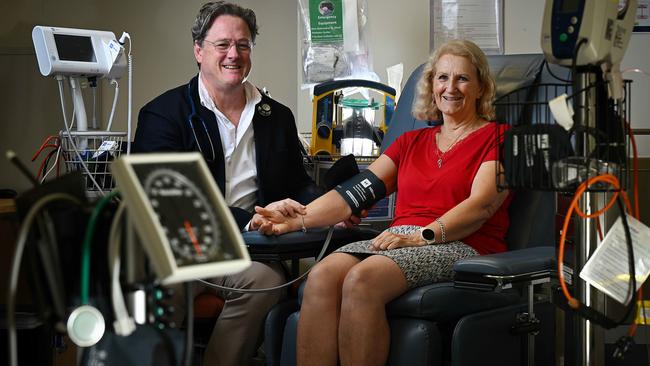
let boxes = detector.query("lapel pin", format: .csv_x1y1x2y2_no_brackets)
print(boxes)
257,103,272,117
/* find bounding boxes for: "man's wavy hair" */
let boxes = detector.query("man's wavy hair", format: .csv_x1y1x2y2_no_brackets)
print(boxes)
412,39,496,122
191,1,259,46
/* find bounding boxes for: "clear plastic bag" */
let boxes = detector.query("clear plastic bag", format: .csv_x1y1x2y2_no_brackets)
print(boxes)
299,0,377,87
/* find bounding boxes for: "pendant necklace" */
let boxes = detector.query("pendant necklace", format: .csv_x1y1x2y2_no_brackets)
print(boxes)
435,127,471,168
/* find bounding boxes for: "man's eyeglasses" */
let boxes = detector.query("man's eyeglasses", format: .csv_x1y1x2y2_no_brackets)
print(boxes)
203,39,254,53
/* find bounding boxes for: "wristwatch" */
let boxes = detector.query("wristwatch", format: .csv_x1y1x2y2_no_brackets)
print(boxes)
419,227,436,245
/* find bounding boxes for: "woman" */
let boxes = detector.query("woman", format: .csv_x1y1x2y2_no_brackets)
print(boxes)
256,39,510,366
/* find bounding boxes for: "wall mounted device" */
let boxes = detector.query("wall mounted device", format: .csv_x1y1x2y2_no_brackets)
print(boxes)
111,153,251,284
32,25,126,78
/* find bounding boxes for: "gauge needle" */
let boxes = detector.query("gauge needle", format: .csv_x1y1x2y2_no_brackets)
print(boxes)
183,220,203,256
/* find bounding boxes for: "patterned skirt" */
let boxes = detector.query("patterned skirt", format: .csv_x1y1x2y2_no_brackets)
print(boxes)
335,225,479,289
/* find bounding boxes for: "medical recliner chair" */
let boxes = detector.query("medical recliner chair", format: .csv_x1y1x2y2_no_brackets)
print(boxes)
262,53,572,366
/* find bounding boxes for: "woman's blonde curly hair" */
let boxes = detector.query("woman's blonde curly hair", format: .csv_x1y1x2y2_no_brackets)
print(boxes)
412,39,496,122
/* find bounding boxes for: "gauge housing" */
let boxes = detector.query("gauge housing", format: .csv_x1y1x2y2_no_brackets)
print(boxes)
112,152,250,284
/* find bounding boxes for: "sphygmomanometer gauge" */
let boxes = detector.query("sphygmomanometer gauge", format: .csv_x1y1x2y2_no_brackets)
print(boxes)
143,168,230,267
112,153,250,284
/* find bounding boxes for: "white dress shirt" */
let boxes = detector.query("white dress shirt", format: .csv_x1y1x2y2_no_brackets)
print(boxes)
198,74,262,212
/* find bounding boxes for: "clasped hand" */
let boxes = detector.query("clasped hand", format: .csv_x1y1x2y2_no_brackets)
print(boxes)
249,198,305,234
251,200,425,251
250,199,364,236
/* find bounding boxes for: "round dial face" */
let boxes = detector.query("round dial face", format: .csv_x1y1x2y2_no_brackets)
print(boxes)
143,168,233,267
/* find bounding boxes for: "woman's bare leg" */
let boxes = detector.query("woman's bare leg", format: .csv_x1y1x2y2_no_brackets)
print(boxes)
297,253,361,366
338,255,408,366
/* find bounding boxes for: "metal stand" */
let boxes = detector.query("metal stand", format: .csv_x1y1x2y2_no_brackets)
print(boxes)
572,70,622,366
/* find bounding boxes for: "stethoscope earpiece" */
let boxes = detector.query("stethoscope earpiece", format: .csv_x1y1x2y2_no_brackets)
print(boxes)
66,305,106,347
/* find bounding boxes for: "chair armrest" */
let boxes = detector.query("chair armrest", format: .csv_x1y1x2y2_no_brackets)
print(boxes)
386,282,520,322
244,227,378,261
453,247,557,291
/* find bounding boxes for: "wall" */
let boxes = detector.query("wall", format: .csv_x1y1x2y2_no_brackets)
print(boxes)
0,0,429,193
0,0,105,191
1,0,649,194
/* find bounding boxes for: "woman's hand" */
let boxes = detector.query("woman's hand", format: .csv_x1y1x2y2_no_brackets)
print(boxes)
253,206,297,235
249,199,306,231
369,230,425,251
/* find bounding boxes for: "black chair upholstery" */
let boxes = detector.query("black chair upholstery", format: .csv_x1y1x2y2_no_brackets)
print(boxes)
244,227,378,262
264,54,565,366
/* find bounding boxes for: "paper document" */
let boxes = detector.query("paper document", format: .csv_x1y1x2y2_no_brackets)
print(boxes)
580,215,650,305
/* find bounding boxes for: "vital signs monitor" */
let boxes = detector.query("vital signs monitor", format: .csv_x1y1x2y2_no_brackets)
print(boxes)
32,25,126,78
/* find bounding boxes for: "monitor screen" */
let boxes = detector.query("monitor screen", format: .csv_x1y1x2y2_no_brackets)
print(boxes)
54,34,96,62
560,0,581,13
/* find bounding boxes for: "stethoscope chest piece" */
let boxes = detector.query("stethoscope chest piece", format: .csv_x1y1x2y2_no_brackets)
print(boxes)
257,103,272,117
67,305,106,347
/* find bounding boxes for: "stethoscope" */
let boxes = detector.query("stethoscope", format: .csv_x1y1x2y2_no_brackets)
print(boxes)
187,82,217,162
186,81,273,163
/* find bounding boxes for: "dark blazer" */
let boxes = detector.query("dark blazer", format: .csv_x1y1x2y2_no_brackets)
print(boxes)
133,75,321,228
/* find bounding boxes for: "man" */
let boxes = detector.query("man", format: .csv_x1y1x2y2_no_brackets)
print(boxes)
133,2,321,364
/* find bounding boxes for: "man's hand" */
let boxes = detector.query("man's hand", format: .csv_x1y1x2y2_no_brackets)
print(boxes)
249,199,306,230
264,198,306,217
254,206,295,235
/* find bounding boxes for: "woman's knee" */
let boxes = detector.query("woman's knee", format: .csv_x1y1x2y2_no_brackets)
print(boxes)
304,262,338,295
340,266,376,301
341,259,407,306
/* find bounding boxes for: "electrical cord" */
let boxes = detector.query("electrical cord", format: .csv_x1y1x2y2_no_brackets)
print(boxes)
118,32,133,154
108,201,136,336
80,190,120,304
198,226,335,293
620,116,645,344
31,135,59,162
36,147,60,181
556,174,636,329
40,146,62,183
572,38,588,72
105,79,120,132
6,193,82,366
543,59,572,83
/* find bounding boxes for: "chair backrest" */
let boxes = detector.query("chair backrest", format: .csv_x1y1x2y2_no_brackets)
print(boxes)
505,190,556,250
380,63,429,152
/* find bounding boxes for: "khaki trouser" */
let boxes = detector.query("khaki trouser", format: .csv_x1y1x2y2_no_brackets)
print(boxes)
170,261,286,366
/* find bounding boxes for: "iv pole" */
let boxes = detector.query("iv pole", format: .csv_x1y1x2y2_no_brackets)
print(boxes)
573,70,607,366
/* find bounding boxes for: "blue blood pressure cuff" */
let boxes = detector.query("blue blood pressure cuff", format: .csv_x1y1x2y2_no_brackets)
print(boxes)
334,170,386,216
